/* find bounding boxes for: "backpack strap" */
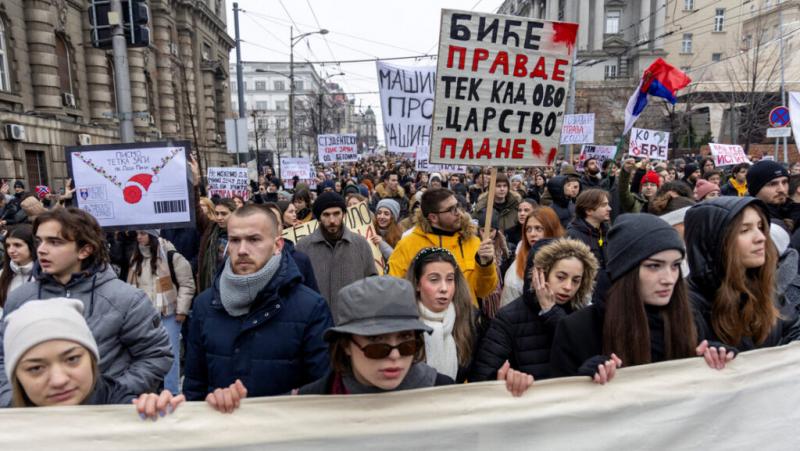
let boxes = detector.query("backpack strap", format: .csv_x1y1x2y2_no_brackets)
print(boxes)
166,250,179,289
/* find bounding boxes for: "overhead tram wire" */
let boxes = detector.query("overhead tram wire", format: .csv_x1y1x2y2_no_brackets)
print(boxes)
305,0,338,62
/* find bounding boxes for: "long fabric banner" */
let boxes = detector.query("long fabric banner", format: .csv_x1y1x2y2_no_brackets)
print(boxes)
2,343,800,450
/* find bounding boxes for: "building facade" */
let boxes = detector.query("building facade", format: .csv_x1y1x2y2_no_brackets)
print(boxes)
0,0,234,191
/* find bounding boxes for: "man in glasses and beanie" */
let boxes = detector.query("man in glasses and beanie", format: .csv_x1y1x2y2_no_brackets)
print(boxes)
296,191,377,306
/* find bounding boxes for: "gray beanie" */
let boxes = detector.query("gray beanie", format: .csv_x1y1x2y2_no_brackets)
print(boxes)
142,229,160,238
607,214,686,282
3,298,99,381
376,198,401,222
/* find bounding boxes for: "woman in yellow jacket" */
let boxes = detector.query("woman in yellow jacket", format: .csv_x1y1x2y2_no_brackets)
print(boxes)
388,188,498,305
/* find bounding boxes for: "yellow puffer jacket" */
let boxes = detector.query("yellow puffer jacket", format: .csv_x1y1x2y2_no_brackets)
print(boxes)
388,222,498,305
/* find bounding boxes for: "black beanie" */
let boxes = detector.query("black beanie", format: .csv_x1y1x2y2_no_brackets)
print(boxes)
683,163,699,180
312,191,347,219
747,160,788,196
606,214,685,282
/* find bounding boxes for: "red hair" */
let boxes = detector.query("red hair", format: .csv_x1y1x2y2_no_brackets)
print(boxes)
515,207,565,278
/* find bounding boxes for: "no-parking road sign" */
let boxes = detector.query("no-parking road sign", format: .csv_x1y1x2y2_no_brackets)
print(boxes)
770,106,791,127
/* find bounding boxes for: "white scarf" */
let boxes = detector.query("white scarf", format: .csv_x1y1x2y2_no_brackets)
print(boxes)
418,302,458,380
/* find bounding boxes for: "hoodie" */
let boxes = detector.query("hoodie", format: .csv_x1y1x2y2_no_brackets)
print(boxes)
544,176,575,228
684,196,800,350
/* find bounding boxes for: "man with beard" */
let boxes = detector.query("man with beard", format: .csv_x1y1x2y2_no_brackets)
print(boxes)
746,160,798,232
296,192,377,305
580,157,602,188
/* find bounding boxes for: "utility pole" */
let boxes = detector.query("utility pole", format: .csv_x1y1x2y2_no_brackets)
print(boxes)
251,110,261,176
110,0,134,142
233,2,244,165
289,26,295,158
779,5,788,163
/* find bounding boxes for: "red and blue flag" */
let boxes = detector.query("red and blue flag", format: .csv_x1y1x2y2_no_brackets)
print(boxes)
624,58,691,134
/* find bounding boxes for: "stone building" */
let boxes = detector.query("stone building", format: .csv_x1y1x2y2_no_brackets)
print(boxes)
0,0,234,191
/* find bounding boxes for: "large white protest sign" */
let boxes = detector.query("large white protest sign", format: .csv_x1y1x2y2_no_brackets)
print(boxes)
430,10,577,167
66,142,194,230
317,134,358,164
206,167,250,200
628,127,670,161
709,143,751,166
377,62,436,154
415,150,467,174
578,144,616,169
3,343,800,450
280,157,315,189
560,113,595,145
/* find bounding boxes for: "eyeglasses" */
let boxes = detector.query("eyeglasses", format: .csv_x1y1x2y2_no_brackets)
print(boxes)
351,338,419,359
436,204,461,215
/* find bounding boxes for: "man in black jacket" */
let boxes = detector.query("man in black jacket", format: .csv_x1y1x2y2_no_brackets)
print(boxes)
567,189,611,269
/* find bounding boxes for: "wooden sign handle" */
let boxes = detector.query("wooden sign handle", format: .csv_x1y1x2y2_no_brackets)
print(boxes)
482,167,498,242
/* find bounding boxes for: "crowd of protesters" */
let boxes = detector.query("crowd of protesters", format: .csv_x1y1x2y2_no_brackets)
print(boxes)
0,149,799,419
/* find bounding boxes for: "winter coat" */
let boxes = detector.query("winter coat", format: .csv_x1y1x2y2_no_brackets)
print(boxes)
388,219,499,303
0,261,34,300
295,227,377,306
84,375,136,405
283,239,320,293
618,167,649,214
126,239,196,316
161,226,201,272
544,176,575,229
775,248,800,319
473,191,521,232
183,251,333,401
566,217,608,269
720,178,748,197
686,196,800,350
0,264,173,406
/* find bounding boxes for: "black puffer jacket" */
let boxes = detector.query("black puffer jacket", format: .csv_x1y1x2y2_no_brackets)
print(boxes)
545,176,575,229
685,196,800,350
470,239,571,381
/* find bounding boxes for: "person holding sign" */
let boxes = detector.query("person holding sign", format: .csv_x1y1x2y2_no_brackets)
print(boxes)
551,214,734,383
0,208,173,406
618,158,659,214
388,189,498,304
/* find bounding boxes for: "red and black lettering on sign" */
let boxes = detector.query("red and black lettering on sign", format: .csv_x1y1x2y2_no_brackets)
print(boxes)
430,9,577,167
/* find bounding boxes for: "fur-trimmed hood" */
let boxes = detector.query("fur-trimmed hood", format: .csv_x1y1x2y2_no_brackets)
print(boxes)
375,182,406,199
530,238,599,307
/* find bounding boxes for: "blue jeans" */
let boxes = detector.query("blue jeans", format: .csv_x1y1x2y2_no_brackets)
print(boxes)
162,314,182,394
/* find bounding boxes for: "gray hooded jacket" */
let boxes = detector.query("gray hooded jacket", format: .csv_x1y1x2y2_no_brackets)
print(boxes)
0,265,172,406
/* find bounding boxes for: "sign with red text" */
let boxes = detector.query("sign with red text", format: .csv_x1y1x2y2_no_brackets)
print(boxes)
207,167,250,200
560,113,595,145
709,143,751,166
317,134,358,164
628,127,669,161
430,9,578,167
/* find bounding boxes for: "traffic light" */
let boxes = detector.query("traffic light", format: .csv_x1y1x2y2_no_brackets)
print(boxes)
87,0,149,49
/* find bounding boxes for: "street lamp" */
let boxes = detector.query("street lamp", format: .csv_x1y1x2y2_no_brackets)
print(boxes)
290,27,328,157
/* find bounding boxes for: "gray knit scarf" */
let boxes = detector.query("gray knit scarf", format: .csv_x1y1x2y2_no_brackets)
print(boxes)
342,363,439,394
219,254,282,317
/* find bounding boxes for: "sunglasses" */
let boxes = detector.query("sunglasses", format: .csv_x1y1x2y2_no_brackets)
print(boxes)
351,338,419,359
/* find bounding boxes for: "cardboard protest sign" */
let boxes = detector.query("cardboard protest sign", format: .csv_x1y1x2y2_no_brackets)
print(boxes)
280,157,314,189
578,145,616,169
415,152,467,174
66,141,194,230
560,113,595,145
207,167,250,200
282,201,385,274
429,10,577,167
709,143,750,166
377,62,436,154
628,127,670,161
317,134,358,164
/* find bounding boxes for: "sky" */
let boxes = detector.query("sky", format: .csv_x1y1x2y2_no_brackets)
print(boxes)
226,0,507,146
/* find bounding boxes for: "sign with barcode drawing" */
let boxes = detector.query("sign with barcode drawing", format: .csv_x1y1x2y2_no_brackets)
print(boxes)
66,141,195,231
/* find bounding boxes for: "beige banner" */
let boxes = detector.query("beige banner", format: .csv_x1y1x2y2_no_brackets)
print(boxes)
282,201,385,275
1,343,800,450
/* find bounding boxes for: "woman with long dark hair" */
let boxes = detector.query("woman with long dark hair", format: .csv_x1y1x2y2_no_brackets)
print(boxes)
685,197,800,350
0,225,35,312
551,214,734,383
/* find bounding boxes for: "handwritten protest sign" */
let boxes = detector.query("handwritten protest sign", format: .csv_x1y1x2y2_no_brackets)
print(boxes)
377,62,436,153
207,167,250,200
429,10,577,167
415,152,467,174
66,141,194,230
317,134,358,164
283,201,384,274
578,145,616,169
628,127,670,161
709,143,750,166
560,113,595,145
280,157,314,189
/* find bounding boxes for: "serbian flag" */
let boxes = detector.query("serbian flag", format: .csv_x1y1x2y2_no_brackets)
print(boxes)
624,58,691,134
